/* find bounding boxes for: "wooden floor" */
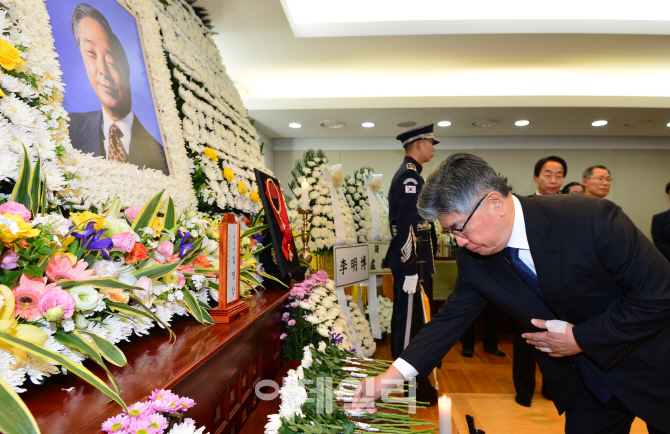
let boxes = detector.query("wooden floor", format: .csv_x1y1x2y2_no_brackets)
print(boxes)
374,336,648,434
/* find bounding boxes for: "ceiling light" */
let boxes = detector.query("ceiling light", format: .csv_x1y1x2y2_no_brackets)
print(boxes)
515,120,530,126
666,122,670,127
471,119,498,128
591,120,608,127
362,122,375,128
289,123,302,128
437,121,452,127
397,121,416,128
319,120,345,129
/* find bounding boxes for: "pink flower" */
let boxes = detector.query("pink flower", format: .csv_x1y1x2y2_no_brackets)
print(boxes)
38,288,75,319
133,276,152,303
149,389,173,401
0,201,31,222
151,395,181,413
126,418,158,434
101,414,129,433
124,206,141,223
0,249,20,270
12,275,59,320
176,272,186,288
111,232,136,254
146,413,168,431
156,241,173,259
178,396,196,411
125,401,153,419
46,256,94,282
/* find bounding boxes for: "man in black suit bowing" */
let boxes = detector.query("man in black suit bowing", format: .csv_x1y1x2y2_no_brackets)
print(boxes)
651,182,670,262
69,4,169,175
353,153,670,434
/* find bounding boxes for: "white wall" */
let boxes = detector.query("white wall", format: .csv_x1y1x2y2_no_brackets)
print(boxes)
272,136,670,239
257,129,275,172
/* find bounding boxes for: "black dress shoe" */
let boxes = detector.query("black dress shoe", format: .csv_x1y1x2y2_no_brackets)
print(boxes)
515,395,532,407
462,349,474,358
485,348,506,357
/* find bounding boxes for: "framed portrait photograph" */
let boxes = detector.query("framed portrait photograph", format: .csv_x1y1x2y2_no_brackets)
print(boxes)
47,0,171,175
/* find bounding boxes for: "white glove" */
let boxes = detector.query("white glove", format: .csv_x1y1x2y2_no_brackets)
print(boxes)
539,320,568,352
402,274,418,294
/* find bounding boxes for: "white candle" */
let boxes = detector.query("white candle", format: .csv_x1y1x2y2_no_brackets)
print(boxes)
439,395,452,434
301,178,310,210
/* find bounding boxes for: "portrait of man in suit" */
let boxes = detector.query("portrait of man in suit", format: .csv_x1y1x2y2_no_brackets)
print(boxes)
353,153,670,434
66,3,169,175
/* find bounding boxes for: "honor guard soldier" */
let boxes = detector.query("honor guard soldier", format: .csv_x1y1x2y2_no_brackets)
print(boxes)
383,123,438,361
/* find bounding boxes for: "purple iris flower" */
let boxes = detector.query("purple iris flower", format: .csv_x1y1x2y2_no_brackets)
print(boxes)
252,233,263,244
177,230,195,258
329,332,344,345
72,222,113,259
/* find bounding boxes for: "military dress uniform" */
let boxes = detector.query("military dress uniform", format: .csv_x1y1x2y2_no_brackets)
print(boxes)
383,148,436,360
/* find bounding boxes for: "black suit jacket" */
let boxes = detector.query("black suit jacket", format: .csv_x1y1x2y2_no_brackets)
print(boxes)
69,110,169,175
400,194,670,431
651,208,670,262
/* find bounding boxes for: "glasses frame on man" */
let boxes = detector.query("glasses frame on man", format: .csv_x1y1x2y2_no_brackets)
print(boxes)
441,194,488,239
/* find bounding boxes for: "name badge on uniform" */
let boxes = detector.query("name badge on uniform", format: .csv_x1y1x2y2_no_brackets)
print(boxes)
406,185,416,193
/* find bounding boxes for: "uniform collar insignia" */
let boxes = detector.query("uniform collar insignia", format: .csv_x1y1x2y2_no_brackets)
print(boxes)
406,162,417,171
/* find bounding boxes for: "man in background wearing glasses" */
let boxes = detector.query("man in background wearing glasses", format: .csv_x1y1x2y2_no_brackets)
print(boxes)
353,153,670,434
582,166,612,198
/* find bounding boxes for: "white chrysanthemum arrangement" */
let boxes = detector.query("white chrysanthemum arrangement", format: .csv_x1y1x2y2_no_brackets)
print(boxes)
287,150,357,254
0,2,70,205
346,295,376,357
343,167,391,243
367,294,393,334
156,0,268,215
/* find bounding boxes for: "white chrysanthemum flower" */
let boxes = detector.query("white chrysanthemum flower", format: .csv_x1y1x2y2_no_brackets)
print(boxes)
0,350,28,392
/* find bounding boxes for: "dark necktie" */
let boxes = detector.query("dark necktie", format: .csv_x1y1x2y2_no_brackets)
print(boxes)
108,123,127,163
501,246,612,404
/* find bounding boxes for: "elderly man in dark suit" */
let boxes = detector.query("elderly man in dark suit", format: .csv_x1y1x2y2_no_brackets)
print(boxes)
353,153,670,434
651,182,670,262
69,4,169,175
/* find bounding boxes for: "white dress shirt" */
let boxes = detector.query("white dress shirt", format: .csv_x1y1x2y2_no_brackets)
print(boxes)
392,195,536,380
102,109,134,157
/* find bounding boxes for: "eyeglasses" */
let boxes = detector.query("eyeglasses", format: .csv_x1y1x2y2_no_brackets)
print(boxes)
441,194,488,239
587,176,612,183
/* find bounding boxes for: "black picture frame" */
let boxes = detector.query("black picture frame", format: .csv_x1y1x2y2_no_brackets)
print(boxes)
254,169,302,280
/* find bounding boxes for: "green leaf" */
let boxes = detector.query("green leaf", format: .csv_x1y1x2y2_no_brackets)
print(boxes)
78,331,128,367
10,145,32,209
164,197,176,230
28,153,41,216
22,265,42,278
197,299,211,310
258,270,289,287
251,208,264,227
56,278,143,291
201,308,215,324
241,224,267,240
132,262,181,280
180,288,204,323
128,295,176,343
0,374,40,434
53,330,121,393
0,330,127,413
131,190,165,232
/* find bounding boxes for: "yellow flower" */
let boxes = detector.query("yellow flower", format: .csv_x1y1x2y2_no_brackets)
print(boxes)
151,217,164,237
250,191,260,203
0,39,25,71
0,285,48,367
204,147,219,162
238,182,248,195
0,214,40,243
70,211,105,231
223,167,234,183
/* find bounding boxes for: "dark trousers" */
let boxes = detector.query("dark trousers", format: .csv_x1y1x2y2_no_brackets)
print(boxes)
390,271,432,360
565,371,667,434
460,303,502,352
513,322,549,405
